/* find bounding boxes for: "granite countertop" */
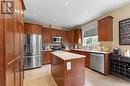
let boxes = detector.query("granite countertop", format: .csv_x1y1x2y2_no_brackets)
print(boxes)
72,49,111,54
51,51,86,60
42,50,53,52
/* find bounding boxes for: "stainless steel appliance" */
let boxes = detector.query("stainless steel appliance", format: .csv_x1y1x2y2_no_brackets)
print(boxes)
52,37,62,43
90,53,104,73
24,34,42,70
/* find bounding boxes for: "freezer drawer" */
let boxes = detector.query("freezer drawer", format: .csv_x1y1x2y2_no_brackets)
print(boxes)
24,55,42,70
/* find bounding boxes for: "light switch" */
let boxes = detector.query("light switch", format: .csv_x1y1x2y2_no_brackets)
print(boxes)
66,62,71,70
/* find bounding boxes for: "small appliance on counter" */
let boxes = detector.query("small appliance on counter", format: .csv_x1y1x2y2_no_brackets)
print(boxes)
113,48,121,56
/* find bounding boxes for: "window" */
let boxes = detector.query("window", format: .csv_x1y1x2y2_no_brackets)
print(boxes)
83,35,98,46
83,28,98,47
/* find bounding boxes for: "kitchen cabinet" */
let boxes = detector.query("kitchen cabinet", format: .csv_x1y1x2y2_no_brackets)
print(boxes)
0,11,4,67
42,28,68,44
0,67,4,86
24,23,42,35
15,59,21,86
42,27,52,44
67,31,74,43
42,51,52,64
69,50,90,68
98,16,113,41
5,61,15,86
0,0,25,86
82,52,90,68
110,54,130,80
4,17,15,66
73,29,82,43
51,52,85,86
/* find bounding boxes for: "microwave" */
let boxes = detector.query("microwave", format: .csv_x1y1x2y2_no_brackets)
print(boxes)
52,37,63,43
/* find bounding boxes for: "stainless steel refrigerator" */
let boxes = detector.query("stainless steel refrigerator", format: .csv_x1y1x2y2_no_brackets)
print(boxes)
24,34,42,70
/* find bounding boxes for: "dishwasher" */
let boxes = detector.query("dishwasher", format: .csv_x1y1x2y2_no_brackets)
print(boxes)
90,53,104,73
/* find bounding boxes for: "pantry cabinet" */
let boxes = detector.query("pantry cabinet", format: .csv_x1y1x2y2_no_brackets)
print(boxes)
98,16,113,41
0,0,25,86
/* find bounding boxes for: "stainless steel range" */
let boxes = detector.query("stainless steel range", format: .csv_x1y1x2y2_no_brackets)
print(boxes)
24,34,42,70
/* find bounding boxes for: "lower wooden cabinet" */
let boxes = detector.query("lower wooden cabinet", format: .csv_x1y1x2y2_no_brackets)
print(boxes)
0,67,5,86
82,52,90,68
20,57,24,86
15,58,21,86
42,51,52,64
69,50,90,68
5,61,15,86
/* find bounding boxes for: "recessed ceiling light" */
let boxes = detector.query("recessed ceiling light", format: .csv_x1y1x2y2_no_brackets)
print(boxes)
33,14,36,16
65,1,69,6
54,18,57,22
65,0,71,6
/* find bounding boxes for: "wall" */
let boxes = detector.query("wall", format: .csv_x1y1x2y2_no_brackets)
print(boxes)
82,3,130,54
109,4,130,54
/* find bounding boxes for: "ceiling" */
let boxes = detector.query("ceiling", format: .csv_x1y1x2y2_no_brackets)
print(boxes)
24,0,130,28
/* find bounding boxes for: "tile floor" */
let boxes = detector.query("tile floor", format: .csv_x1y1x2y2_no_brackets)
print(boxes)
24,65,130,86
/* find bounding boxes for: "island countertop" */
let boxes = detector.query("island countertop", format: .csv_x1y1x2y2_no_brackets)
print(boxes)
51,51,86,60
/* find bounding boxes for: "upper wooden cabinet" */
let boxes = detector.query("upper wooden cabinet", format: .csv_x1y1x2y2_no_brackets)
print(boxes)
98,16,113,41
67,31,74,43
42,27,52,44
73,29,82,43
24,23,42,35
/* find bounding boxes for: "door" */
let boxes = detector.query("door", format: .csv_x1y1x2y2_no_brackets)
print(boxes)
20,57,24,86
4,15,15,65
0,8,4,67
5,62,15,86
0,67,4,86
15,59,20,86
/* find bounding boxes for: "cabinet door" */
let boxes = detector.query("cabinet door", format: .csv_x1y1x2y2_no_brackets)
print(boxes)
98,16,113,41
4,16,15,65
14,20,20,57
62,31,67,43
83,52,90,68
67,31,74,43
42,51,52,64
20,57,24,86
24,23,42,35
0,12,4,67
5,62,15,86
42,28,52,44
74,29,82,43
19,23,24,55
15,59,20,86
0,67,4,86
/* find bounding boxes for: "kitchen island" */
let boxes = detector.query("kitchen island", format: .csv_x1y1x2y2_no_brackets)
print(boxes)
51,51,86,86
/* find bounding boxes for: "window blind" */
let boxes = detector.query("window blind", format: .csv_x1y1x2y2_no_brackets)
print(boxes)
83,28,98,37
